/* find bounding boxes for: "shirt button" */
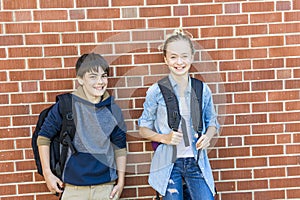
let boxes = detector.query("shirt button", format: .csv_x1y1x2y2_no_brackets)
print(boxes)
194,133,198,138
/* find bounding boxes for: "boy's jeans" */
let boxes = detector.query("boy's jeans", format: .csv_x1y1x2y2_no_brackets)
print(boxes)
163,157,214,200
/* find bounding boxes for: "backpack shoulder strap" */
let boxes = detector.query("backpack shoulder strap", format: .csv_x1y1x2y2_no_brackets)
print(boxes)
55,93,77,178
190,78,203,135
158,76,181,131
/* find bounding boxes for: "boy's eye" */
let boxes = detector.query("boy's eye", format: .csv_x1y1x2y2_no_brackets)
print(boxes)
102,74,108,78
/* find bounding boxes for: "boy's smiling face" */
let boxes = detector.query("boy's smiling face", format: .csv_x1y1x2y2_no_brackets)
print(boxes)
78,67,108,103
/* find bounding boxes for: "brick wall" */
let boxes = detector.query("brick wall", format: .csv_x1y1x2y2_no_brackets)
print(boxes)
0,0,300,199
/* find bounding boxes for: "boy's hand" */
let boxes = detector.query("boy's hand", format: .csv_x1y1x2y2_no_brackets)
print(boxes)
44,172,64,194
162,130,183,145
110,183,123,199
196,135,211,150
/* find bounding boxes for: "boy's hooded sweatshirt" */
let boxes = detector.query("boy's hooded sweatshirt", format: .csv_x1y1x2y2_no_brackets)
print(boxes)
37,86,127,186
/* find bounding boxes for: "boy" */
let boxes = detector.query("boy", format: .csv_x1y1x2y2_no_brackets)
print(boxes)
37,53,127,200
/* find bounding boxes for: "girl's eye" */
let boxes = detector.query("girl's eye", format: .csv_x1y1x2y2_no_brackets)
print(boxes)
102,74,108,78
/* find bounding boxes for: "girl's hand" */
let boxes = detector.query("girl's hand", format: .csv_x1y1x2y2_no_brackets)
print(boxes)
162,130,183,145
196,135,211,150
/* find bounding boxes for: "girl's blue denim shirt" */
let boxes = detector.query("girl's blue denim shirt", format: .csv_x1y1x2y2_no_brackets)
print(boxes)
138,75,219,196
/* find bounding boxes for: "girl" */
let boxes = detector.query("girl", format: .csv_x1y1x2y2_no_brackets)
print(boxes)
138,29,219,200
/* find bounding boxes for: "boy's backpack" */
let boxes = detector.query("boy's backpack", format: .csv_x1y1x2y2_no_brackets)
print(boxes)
31,93,77,180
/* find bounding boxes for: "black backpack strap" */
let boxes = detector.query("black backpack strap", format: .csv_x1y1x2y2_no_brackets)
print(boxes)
191,78,203,161
158,77,181,131
56,93,77,178
190,78,203,135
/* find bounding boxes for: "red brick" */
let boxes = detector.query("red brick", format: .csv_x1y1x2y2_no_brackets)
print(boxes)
18,183,49,194
270,156,300,166
253,145,283,156
0,185,16,196
0,173,32,184
2,195,35,200
70,9,85,19
21,82,38,92
0,150,23,161
42,22,76,32
286,35,300,45
147,0,177,5
201,27,233,38
277,69,292,79
236,48,267,59
182,16,215,27
270,23,300,34
238,180,268,190
191,4,222,15
252,124,283,135
0,82,19,93
271,46,300,57
76,0,108,7
242,2,274,12
217,14,248,25
253,58,284,69
140,7,171,17
174,5,188,16
269,91,300,101
0,162,14,173
45,68,75,79
40,80,73,91
3,0,37,9
202,50,233,61
270,112,300,122
285,11,300,21
25,34,60,45
276,1,291,11
98,31,130,42
221,169,252,180
252,102,283,112
14,11,32,21
0,11,13,22
220,60,251,71
0,140,14,150
235,92,266,103
236,157,267,168
148,18,179,28
13,115,37,126
252,80,283,91
0,127,30,138
227,137,242,146
224,82,249,93
222,192,252,200
44,46,78,57
0,105,29,116
236,114,267,124
225,3,240,13
8,47,42,58
6,23,40,34
288,166,300,176
236,25,267,36
0,59,25,70
288,189,300,199
127,153,151,164
62,33,95,44
251,36,284,47
287,58,300,67
134,53,163,64
33,10,68,20
11,93,44,104
113,0,144,6
132,30,164,41
10,70,43,81
0,35,24,46
294,0,300,9
286,144,300,154
251,13,282,24
219,147,250,158
270,177,300,188
39,0,74,8
210,159,235,169
87,8,120,19
286,101,300,111
245,135,275,145
28,58,62,69
277,133,291,144
254,190,285,200
218,38,248,48
78,21,112,31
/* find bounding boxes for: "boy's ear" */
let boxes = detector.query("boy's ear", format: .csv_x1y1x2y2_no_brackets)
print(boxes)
77,76,84,85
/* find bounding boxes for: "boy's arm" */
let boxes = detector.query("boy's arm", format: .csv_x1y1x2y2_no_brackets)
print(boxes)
38,136,64,194
110,149,127,199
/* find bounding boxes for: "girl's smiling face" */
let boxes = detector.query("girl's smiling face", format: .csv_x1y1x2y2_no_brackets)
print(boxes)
164,40,194,78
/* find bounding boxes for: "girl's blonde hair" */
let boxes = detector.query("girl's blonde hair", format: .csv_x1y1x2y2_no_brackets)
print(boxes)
159,28,195,57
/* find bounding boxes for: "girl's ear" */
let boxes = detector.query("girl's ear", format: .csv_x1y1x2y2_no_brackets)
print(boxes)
164,56,168,65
